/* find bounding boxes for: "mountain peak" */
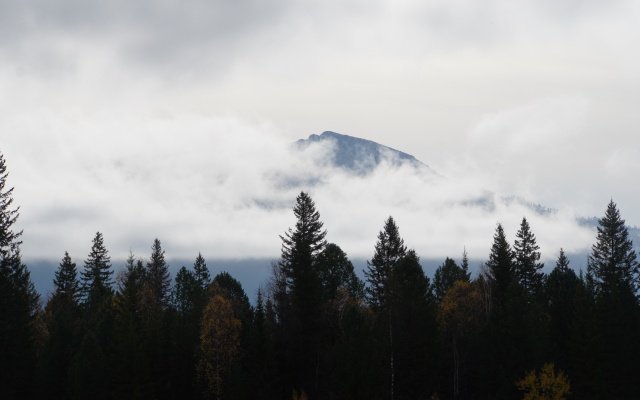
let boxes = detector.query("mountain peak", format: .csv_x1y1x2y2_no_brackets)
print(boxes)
296,131,436,176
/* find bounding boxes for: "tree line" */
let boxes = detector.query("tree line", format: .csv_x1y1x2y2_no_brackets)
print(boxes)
1,151,639,399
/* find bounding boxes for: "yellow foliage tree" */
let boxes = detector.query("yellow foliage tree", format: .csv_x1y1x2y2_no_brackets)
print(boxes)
517,363,570,400
197,295,241,400
439,280,484,399
292,389,309,400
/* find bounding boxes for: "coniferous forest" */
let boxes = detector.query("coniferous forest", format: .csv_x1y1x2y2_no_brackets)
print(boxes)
1,150,639,400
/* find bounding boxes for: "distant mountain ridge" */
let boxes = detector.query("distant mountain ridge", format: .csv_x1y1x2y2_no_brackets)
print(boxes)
295,131,438,176
293,131,640,251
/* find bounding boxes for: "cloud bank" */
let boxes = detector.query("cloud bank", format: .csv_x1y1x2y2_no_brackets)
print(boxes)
2,108,595,268
1,0,638,273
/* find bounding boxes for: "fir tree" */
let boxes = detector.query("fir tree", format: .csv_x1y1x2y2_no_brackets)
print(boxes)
587,200,639,295
556,248,570,273
364,216,407,310
43,252,81,399
280,191,327,293
0,151,39,398
81,232,114,307
485,223,515,310
461,247,471,280
514,217,544,296
277,192,328,397
146,238,171,303
54,251,80,302
586,200,640,397
545,248,579,373
193,252,211,290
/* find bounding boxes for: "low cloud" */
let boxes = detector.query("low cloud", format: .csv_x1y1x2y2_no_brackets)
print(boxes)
2,108,596,271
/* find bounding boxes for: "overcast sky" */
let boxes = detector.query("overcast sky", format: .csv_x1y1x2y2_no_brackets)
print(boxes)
2,0,639,271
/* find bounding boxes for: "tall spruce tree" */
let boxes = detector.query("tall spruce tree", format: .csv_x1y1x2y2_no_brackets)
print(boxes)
514,217,544,296
193,252,211,289
277,191,327,397
364,216,407,310
146,238,171,306
280,191,327,293
587,200,639,295
54,251,80,301
81,232,114,307
364,217,408,400
0,150,39,399
43,252,81,400
545,248,579,373
485,223,515,310
586,200,640,397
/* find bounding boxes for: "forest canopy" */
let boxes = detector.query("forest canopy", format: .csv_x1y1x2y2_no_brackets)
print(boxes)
0,150,639,400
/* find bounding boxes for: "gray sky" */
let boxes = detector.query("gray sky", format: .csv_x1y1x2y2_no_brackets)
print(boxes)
2,0,639,268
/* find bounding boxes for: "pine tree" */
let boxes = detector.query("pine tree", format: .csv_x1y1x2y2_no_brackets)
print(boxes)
485,223,515,310
54,251,80,302
389,250,438,399
43,252,81,399
461,247,471,280
81,232,113,307
193,252,211,289
146,238,171,305
172,266,199,315
276,192,328,396
364,216,407,310
556,248,570,273
586,201,640,397
363,217,409,400
545,249,579,373
514,218,544,296
587,200,639,295
280,191,327,293
0,151,39,398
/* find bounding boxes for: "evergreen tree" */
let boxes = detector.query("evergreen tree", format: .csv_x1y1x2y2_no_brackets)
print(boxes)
80,232,114,307
276,191,328,397
68,329,109,400
315,242,365,301
110,252,152,399
587,200,639,295
193,252,211,289
280,191,327,297
545,249,579,373
364,217,409,400
0,151,39,399
433,257,470,303
514,217,544,296
364,216,407,310
587,201,640,397
389,250,439,399
556,248,570,272
484,223,515,310
461,247,470,278
54,251,80,302
172,266,199,315
146,238,171,305
42,252,82,400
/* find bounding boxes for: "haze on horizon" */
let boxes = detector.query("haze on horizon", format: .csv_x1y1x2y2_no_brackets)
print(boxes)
1,0,639,269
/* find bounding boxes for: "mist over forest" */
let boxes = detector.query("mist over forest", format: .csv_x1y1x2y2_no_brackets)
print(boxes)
2,141,640,399
3,1,640,398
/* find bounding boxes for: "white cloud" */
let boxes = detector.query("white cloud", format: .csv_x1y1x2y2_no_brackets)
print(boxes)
1,0,639,274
